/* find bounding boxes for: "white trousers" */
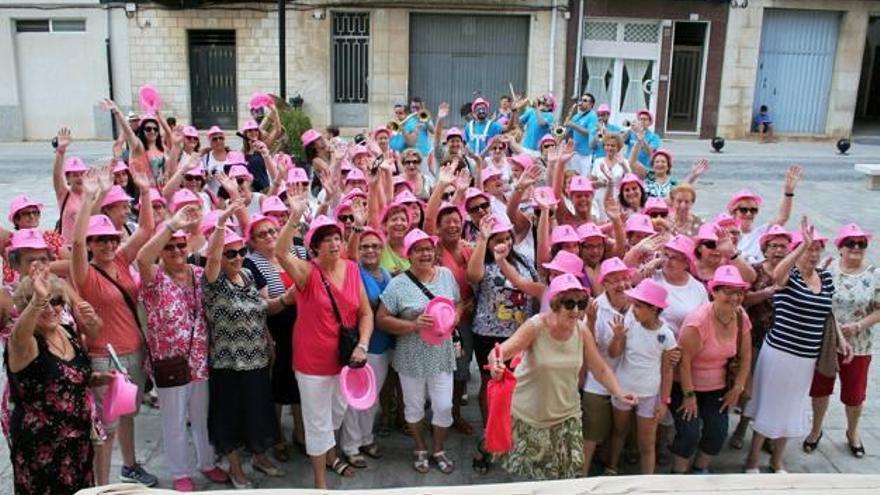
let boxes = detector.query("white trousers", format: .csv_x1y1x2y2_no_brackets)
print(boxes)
295,372,347,456
340,353,390,456
156,380,215,480
399,371,454,428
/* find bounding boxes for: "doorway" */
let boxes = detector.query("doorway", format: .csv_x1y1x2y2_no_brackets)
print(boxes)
854,17,880,139
666,22,707,133
188,30,237,129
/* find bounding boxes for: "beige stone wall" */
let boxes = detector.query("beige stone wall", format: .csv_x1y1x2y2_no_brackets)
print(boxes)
717,0,880,139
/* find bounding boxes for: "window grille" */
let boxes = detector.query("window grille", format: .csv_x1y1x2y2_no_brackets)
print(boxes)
623,23,659,43
332,12,369,104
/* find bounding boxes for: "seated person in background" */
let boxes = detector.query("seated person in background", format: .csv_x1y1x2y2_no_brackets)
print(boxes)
754,105,774,143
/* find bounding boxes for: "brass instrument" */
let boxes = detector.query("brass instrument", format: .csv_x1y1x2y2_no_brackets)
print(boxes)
418,110,431,122
513,97,534,112
388,120,401,132
563,102,578,125
552,125,567,138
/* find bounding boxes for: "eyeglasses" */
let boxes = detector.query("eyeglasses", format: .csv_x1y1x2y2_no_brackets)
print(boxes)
403,159,420,165
16,209,40,218
338,214,355,223
211,136,224,142
184,136,199,141
48,296,66,307
144,126,159,133
152,202,166,210
765,242,789,250
542,144,556,150
559,298,589,311
441,191,455,201
223,247,247,259
91,235,120,245
842,239,868,250
184,175,203,181
163,242,188,252
701,240,717,250
648,211,668,218
236,178,246,185
252,228,278,240
736,207,759,215
467,202,491,214
359,243,382,251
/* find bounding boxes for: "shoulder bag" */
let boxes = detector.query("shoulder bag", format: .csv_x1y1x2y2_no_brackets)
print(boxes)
725,309,749,400
316,263,362,367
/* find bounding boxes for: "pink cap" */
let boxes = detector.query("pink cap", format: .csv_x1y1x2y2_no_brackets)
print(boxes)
597,257,635,285
636,109,654,123
207,125,224,137
542,250,584,275
86,215,123,238
577,222,606,240
651,149,673,167
625,278,668,309
665,235,697,262
371,126,391,140
713,212,741,229
112,160,129,174
248,92,273,110
239,119,260,133
759,224,791,250
471,98,490,113
301,128,322,148
834,223,872,248
360,226,386,245
708,265,750,292
155,221,188,240
568,175,594,194
245,214,279,242
508,153,534,170
481,167,503,184
546,273,588,301
287,167,310,184
380,202,411,225
333,201,353,219
542,93,558,111
619,173,644,190
183,164,207,177
63,156,89,174
8,195,43,223
223,228,244,247
7,228,48,253
182,125,199,139
790,229,829,250
351,145,372,159
532,186,558,208
488,214,514,236
437,201,462,219
260,195,288,215
596,104,611,115
171,188,201,212
304,215,343,248
538,134,556,148
393,176,414,192
394,190,420,205
465,187,490,204
695,223,719,243
624,214,655,235
421,297,457,346
225,150,247,166
403,228,438,256
643,197,670,214
445,127,464,142
343,188,367,203
345,168,366,184
726,189,763,213
148,189,167,207
339,362,378,410
100,186,133,208
228,165,253,181
551,225,580,246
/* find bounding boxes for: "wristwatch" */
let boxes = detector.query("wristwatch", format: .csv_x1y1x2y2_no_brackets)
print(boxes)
356,343,369,353
683,389,696,399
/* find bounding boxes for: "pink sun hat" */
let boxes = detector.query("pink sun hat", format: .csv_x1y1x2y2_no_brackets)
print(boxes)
488,214,514,236
86,215,123,238
228,165,254,181
403,229,438,256
708,264,750,292
577,222,606,241
183,164,207,177
370,126,391,141
340,363,378,410
7,228,48,254
464,187,490,205
345,168,367,184
695,223,720,243
63,156,89,174
239,119,260,133
437,201,463,219
596,257,636,285
636,109,654,123
665,235,697,265
170,188,201,212
546,273,588,301
343,188,367,204
445,127,465,142
834,223,872,248
148,189,167,207
625,278,669,309
350,145,372,160
245,214,279,243
471,98,490,113
222,227,245,247
651,149,673,167
333,201,354,220
360,226,386,245
111,160,129,174
713,212,741,230
287,167,310,184
301,128,322,148
624,214,655,235
393,176,414,192
138,85,161,113
260,195,288,215
551,225,580,246
726,189,763,213
759,224,791,250
8,195,43,223
532,186,558,208
380,201,411,225
481,166,503,185
182,125,199,139
304,215,342,249
596,104,611,115
421,297,457,346
568,175,594,194
643,197,670,215
225,150,247,166
508,153,534,170
207,125,224,137
100,186,133,209
619,173,644,190
394,190,421,205
538,134,556,148
542,250,584,276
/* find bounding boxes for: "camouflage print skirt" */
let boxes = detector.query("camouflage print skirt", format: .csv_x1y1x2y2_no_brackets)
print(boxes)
502,415,584,480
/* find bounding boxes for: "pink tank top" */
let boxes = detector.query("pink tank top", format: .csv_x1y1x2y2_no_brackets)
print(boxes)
682,303,751,391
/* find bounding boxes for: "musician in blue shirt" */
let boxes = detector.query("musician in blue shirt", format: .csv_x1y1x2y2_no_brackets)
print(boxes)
518,94,556,152
464,98,503,155
565,93,598,174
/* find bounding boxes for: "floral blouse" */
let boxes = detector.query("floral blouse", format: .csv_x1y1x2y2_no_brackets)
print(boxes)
140,265,210,381
473,256,539,338
830,261,880,356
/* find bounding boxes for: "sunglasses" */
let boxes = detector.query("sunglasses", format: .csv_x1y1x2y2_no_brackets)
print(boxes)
467,202,491,214
542,144,556,150
49,296,65,307
184,175,203,181
403,159,420,165
184,136,199,141
842,239,868,250
648,211,668,218
16,209,40,218
211,136,225,142
236,178,246,185
91,235,120,245
223,247,247,259
252,228,278,240
143,126,159,133
560,299,589,311
736,207,759,215
338,215,355,223
580,99,592,104
163,242,188,252
701,240,718,250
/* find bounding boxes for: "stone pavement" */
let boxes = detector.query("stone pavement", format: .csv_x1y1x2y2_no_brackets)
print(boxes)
0,138,878,491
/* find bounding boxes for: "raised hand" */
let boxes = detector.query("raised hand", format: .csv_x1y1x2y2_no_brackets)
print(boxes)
604,195,622,222
586,299,599,332
131,171,152,193
288,196,309,223
252,140,269,156
478,214,496,241
170,204,202,231
690,159,709,181
437,163,457,187
492,242,511,262
437,102,450,121
220,198,245,223
453,168,471,192
56,127,72,153
29,264,50,300
216,171,237,193
99,98,120,114
784,165,802,194
352,201,367,227
171,125,184,148
799,215,814,250
516,164,542,190
610,314,626,339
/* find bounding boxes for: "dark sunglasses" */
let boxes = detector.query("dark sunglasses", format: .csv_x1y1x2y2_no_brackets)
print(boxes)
91,235,120,245
542,144,556,150
163,242,188,252
223,247,247,259
49,296,65,307
143,126,159,133
736,207,759,215
184,136,199,141
184,175,204,181
648,211,668,218
211,136,225,142
580,99,592,104
236,178,246,185
16,209,40,218
338,214,355,223
560,299,589,311
701,240,718,250
403,159,420,165
842,239,868,250
467,202,491,214
441,191,455,201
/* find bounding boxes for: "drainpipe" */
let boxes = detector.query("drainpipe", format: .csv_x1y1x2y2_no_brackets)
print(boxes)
278,0,287,99
106,7,117,139
572,0,585,98
549,0,558,93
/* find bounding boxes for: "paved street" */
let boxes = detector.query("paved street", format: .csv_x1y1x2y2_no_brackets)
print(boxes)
0,138,878,491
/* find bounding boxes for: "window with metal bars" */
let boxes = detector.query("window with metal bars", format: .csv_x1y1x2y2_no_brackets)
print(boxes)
332,12,369,104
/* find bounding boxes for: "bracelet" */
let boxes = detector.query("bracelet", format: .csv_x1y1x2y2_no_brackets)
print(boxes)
683,390,696,398
784,192,795,197
357,343,369,353
351,225,364,234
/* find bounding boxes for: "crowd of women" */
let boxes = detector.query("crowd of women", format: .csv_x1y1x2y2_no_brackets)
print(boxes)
0,92,877,495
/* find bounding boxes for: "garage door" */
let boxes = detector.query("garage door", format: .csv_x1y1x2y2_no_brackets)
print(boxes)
753,9,840,134
409,14,529,128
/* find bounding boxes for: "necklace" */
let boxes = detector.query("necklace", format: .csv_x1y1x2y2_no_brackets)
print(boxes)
713,307,735,327
44,328,72,359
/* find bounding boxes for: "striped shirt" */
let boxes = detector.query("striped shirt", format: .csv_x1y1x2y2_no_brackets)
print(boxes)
765,267,834,358
244,246,309,298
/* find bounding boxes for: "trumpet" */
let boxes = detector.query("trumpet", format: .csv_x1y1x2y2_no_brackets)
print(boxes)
552,125,567,138
388,120,401,132
563,103,578,125
513,97,534,112
418,110,431,122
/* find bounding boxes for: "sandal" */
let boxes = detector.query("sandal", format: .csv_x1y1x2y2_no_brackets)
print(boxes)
359,443,383,459
847,432,866,458
347,453,368,469
433,451,455,474
728,433,745,450
328,458,355,478
272,443,290,462
453,417,475,436
472,442,491,475
413,450,430,474
802,431,823,454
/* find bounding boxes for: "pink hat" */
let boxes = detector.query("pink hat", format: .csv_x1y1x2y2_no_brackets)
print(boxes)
207,125,224,137
643,197,670,215
636,109,654,123
471,98,490,113
619,173,644,190
759,224,791,250
287,167,310,184
340,160,354,173
223,227,245,247
8,195,43,223
171,188,201,212
343,188,367,204
713,212,741,230
112,161,129,174
542,250,584,275
577,222,606,241
394,190,420,205
437,201,463,219
380,201,411,225
790,230,829,250
421,297,457,345
183,164,207,177
726,189,763,213
551,225,580,246
155,221,188,240
624,278,668,309
568,175,594,194
228,165,253,181
488,214,514,236
333,201,353,219
345,168,367,184
200,209,224,236
664,235,697,263
239,119,260,133
86,215,123,238
708,264,750,292
445,127,464,142
138,85,161,113
538,134,556,148
481,167,503,185
465,187,490,204
651,149,673,167
301,128,322,148
508,153,534,170
624,214,655,235
248,92,273,110
225,150,247,166
360,226,386,245
695,223,719,243
542,93,558,111
182,125,199,139
546,273,588,301
597,257,635,285
351,145,372,159
532,186,558,208
100,186,133,209
403,228,438,256
63,156,88,174
245,214,279,242
102,367,138,423
339,363,378,410
260,195,288,215
486,135,508,151
393,176,414,192
370,126,391,140
275,153,293,169
304,215,343,249
596,104,611,115
148,188,167,207
7,228,48,253
834,223,872,248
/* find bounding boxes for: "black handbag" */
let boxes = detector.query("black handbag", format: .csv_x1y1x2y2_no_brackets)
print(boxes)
317,265,363,367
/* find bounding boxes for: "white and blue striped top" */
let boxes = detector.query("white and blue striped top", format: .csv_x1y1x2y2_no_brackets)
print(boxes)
765,267,835,359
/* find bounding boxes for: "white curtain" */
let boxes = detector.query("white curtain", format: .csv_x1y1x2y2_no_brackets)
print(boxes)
584,57,612,108
621,59,650,113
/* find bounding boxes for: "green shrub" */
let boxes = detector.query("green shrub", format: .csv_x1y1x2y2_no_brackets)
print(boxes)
276,102,312,163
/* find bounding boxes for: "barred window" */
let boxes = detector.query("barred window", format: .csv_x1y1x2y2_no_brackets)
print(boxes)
332,12,369,104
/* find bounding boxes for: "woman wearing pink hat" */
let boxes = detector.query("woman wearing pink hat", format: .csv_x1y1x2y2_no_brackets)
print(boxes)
70,169,157,487
51,127,90,245
651,235,710,335
1,195,66,285
130,108,171,188
693,223,756,288
111,160,140,205
805,223,878,459
276,204,373,488
481,135,511,180
400,148,432,200
99,185,137,241
163,155,219,214
618,173,647,217
239,120,278,193
487,274,635,479
301,128,329,193
376,229,462,474
376,201,413,276
671,265,753,474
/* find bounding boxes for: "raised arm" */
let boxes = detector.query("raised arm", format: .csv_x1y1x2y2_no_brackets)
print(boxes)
424,163,457,235
162,153,199,200
496,253,545,298
101,99,143,163
119,171,156,262
683,159,709,185
536,206,553,266
52,127,72,203
275,197,312,289
508,165,541,238
769,165,802,227
466,216,493,284
136,205,201,283
7,267,51,372
204,200,243,283
70,170,102,288
773,216,812,288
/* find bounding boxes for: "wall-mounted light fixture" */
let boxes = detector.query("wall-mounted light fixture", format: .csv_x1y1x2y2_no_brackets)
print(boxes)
124,2,137,18
730,0,749,8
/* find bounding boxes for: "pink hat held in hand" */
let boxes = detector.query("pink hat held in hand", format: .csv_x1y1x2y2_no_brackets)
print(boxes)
551,225,580,246
182,125,199,139
508,153,534,170
304,215,343,249
834,223,872,248
726,189,763,213
7,228,48,253
63,157,89,174
287,167,310,184
568,175,594,194
708,264,750,292
624,214,655,235
421,297,457,346
8,195,43,223
225,150,247,166
228,165,253,181
100,186,133,209
403,229,438,257
261,195,288,215
301,128,322,148
248,92,273,111
207,125,224,137
596,257,635,285
340,363,378,410
759,224,791,250
86,215,123,238
239,120,260,133
542,251,584,276
171,188,201,212
445,127,464,142
546,273,588,301
625,278,668,309
577,222,606,241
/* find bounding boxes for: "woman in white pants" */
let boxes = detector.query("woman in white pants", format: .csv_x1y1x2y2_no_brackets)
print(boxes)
377,229,461,474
